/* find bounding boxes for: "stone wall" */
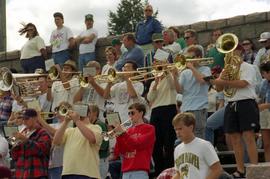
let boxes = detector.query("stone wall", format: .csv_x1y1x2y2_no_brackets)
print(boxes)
1,11,270,72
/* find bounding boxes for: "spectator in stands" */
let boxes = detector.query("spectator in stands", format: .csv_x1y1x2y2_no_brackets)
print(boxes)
206,29,225,69
254,32,270,66
115,33,144,71
19,23,47,73
76,14,98,71
102,46,118,75
168,26,187,50
258,61,270,162
172,112,222,179
135,4,162,52
0,90,13,135
183,29,205,57
163,29,182,59
242,38,257,64
111,38,127,60
50,12,75,67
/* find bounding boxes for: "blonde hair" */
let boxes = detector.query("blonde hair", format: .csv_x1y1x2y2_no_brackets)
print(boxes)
172,112,196,130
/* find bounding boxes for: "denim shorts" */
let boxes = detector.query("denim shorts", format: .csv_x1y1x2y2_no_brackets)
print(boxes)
122,170,148,179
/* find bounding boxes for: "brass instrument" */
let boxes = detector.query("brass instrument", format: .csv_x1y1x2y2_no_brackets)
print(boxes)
55,103,73,117
95,68,138,83
0,67,13,91
101,119,133,141
7,127,36,148
216,33,241,98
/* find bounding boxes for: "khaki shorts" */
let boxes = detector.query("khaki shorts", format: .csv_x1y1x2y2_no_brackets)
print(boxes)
260,109,270,129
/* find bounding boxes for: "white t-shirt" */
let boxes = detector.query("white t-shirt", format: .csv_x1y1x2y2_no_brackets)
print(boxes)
78,28,98,54
110,81,144,121
101,64,116,75
163,42,182,58
254,47,270,66
227,62,257,102
50,26,73,53
51,77,80,111
174,137,219,179
0,134,9,167
38,93,52,112
20,36,46,59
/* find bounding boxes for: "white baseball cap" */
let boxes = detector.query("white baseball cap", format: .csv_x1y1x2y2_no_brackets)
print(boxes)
259,32,270,42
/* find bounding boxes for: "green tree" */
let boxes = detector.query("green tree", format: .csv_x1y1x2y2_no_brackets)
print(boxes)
107,0,159,35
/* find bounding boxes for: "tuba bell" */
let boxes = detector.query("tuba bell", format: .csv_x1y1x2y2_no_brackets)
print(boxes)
216,33,241,98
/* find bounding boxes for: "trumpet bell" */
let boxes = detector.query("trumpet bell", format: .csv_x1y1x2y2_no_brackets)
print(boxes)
48,66,59,80
57,103,72,116
79,76,89,88
0,67,13,91
216,33,238,54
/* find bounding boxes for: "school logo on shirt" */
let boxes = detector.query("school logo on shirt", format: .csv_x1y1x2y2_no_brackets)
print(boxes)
180,164,189,179
175,152,199,170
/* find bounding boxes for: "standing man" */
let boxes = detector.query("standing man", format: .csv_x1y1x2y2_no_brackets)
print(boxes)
115,33,144,71
135,4,162,53
11,108,52,179
212,45,260,178
53,105,102,179
50,12,75,67
113,103,155,179
254,32,270,66
172,112,222,179
76,14,98,71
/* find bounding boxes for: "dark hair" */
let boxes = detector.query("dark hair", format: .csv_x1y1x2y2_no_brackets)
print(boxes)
53,12,64,19
172,112,196,130
260,61,270,72
211,29,223,36
124,60,138,70
123,33,136,43
242,38,256,51
128,103,146,116
18,23,39,38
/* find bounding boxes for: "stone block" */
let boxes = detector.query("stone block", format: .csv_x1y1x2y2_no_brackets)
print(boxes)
96,37,111,47
207,19,227,30
176,25,191,34
245,12,267,23
227,15,245,26
197,31,211,47
255,22,270,37
223,26,241,38
246,163,270,179
240,24,257,40
190,21,207,32
268,11,270,21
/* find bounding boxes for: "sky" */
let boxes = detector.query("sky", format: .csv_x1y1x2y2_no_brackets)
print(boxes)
5,0,270,51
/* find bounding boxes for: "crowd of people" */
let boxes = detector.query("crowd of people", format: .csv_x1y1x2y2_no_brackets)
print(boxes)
1,3,270,179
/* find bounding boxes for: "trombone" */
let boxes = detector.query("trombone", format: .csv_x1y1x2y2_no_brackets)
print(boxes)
101,119,133,141
95,68,139,83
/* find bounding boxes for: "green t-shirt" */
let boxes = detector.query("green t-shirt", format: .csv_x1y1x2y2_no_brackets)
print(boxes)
176,37,187,50
95,120,110,159
207,47,225,69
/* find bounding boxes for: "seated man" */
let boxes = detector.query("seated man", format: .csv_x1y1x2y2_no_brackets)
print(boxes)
172,112,222,179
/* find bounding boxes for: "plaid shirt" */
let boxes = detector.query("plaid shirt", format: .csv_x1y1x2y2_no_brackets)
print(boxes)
0,95,13,122
11,127,51,179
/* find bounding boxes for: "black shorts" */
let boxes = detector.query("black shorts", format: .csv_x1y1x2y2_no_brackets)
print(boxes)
224,99,260,133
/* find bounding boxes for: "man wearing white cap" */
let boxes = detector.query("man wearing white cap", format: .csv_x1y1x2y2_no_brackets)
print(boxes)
254,32,270,66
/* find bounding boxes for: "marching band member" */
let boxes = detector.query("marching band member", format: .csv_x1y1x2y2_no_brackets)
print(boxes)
73,61,106,122
53,104,102,179
212,44,259,178
104,60,144,121
147,58,179,176
102,47,118,75
175,45,211,139
11,108,51,179
47,60,80,112
113,103,155,179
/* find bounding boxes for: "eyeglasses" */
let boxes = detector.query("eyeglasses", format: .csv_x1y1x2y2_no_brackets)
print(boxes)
128,111,135,116
242,42,251,46
184,36,192,40
26,29,34,32
154,40,163,43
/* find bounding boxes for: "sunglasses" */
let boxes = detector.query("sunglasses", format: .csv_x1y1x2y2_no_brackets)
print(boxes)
154,40,163,43
128,111,135,116
242,42,251,46
27,29,34,31
144,9,152,12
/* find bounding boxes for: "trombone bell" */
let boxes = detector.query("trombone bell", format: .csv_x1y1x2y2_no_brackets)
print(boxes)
216,33,238,54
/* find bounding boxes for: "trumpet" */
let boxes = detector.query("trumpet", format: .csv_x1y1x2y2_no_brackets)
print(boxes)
95,68,139,83
0,67,13,91
101,119,133,141
55,103,73,117
7,127,36,148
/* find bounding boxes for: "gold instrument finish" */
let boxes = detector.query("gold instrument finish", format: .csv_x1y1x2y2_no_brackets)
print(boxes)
48,66,59,80
0,67,13,91
216,33,241,98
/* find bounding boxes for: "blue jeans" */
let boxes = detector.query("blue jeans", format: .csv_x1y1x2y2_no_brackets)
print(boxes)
205,106,226,144
122,171,148,179
49,166,62,179
52,50,70,67
78,52,95,71
20,56,45,73
187,109,207,139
